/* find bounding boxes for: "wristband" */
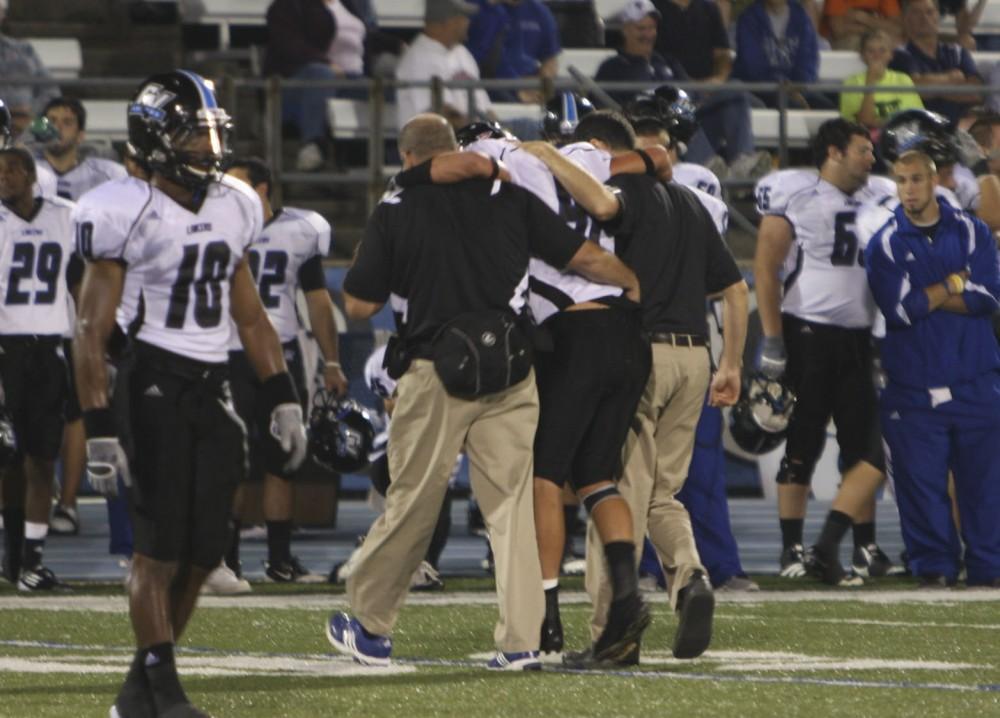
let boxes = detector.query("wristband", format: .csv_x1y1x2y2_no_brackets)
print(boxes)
635,149,657,177
83,408,116,439
324,361,342,369
488,156,501,182
394,159,433,188
262,371,299,409
946,273,965,295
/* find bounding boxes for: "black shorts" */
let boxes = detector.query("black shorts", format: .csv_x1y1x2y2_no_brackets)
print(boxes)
534,308,651,491
62,339,82,423
229,339,308,480
127,341,247,568
0,336,68,461
781,315,884,477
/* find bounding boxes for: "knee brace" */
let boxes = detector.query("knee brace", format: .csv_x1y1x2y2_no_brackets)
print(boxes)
775,457,815,486
582,484,621,514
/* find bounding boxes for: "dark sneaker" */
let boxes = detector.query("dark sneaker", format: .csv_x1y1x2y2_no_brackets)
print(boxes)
917,573,957,589
486,650,541,671
109,657,156,718
805,545,863,587
852,543,904,577
673,570,714,659
779,543,807,578
17,566,71,592
591,592,651,663
563,641,640,669
539,613,564,654
265,556,323,584
326,612,392,666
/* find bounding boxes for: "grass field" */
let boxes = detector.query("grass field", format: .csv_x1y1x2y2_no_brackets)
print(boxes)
1,578,999,718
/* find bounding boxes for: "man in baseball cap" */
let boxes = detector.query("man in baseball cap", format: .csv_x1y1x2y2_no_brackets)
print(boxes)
425,0,479,22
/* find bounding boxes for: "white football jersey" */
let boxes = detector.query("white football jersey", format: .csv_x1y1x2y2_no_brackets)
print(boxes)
33,162,58,199
364,343,396,399
690,185,729,235
74,175,263,363
673,162,721,198
463,138,559,212
952,164,980,211
36,155,127,202
754,168,819,216
781,177,887,329
228,207,331,346
0,196,76,336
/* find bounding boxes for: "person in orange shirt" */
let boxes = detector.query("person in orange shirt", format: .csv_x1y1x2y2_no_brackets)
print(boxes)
823,0,904,50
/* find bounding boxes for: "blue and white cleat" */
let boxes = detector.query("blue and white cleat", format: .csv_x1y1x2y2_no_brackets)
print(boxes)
326,612,392,666
487,650,542,671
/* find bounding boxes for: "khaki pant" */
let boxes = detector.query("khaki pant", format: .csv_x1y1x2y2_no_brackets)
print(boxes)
349,360,544,652
585,343,710,640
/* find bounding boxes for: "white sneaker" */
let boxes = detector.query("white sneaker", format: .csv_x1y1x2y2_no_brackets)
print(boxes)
201,563,251,595
410,561,443,591
296,142,324,172
50,505,79,535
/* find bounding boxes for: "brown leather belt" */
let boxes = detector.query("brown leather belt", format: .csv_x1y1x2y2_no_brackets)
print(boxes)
647,332,707,347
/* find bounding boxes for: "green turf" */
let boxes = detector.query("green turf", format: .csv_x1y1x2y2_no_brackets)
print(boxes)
1,587,999,717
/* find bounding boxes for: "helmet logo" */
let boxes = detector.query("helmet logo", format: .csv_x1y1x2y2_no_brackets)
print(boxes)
480,331,496,347
130,83,177,121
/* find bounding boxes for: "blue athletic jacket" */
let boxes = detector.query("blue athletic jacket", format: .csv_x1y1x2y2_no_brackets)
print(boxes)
865,198,1000,391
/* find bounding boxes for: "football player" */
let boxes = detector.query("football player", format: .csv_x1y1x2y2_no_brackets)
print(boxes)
73,71,307,718
221,156,347,586
753,119,891,586
0,146,80,591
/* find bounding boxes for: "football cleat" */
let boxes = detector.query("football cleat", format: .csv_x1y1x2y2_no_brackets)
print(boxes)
539,613,564,655
410,561,444,591
563,641,640,669
17,565,71,592
326,612,392,666
265,556,324,584
487,650,542,671
779,543,807,578
589,593,651,664
673,570,714,659
852,543,905,578
805,545,864,587
200,563,251,595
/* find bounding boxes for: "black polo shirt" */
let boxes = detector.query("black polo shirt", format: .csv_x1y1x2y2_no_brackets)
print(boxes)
652,0,729,80
608,174,741,336
344,179,585,347
594,50,689,105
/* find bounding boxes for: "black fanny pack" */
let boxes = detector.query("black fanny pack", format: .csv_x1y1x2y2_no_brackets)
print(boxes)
431,310,533,399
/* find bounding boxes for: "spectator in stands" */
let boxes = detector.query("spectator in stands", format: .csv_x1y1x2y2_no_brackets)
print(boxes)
0,0,59,138
890,0,983,126
841,29,924,128
264,0,402,171
597,0,770,179
395,0,495,131
651,0,731,83
939,0,988,50
466,0,561,103
968,112,1000,174
731,0,834,110
543,0,605,48
821,0,903,51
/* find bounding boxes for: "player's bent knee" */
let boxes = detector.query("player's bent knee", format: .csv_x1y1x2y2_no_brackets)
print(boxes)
776,457,814,486
581,483,621,514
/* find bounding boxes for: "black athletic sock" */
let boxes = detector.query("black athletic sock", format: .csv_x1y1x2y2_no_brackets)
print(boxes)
225,518,242,576
266,520,292,565
604,541,638,602
780,518,804,549
142,642,187,711
425,493,452,569
544,585,560,621
2,507,25,579
23,537,44,570
852,521,876,548
815,510,852,554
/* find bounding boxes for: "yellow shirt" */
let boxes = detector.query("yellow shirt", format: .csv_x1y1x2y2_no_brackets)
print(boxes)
839,69,924,123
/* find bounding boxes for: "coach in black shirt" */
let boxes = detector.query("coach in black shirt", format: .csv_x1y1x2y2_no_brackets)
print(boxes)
574,111,748,665
329,113,639,671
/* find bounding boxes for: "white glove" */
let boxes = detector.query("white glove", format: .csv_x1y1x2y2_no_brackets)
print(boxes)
270,403,307,474
86,437,131,497
758,336,787,380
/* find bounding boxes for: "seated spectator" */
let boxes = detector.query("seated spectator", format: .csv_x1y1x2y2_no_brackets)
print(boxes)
889,0,983,126
938,0,988,51
466,0,561,103
0,0,59,138
597,0,770,179
396,0,495,131
821,0,903,51
542,0,605,48
968,112,1000,175
264,0,401,171
652,0,731,83
731,0,834,110
840,29,923,128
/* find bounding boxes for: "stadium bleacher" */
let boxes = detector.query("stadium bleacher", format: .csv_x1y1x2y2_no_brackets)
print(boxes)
27,38,82,79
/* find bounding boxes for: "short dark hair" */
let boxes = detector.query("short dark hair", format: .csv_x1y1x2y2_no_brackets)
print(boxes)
631,116,667,138
572,110,637,151
0,146,37,178
43,96,87,130
810,118,870,169
228,155,272,197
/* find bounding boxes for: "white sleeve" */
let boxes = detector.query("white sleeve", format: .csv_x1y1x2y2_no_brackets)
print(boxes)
305,210,332,257
71,181,148,261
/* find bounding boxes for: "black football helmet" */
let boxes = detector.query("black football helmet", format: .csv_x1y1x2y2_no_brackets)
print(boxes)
728,373,797,455
456,121,512,147
0,98,11,149
127,70,232,190
308,390,376,474
652,85,699,150
623,93,670,129
879,109,958,168
0,406,18,469
542,92,594,142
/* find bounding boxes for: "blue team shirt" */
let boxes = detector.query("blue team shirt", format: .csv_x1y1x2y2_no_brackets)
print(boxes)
865,198,1000,392
889,41,980,125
